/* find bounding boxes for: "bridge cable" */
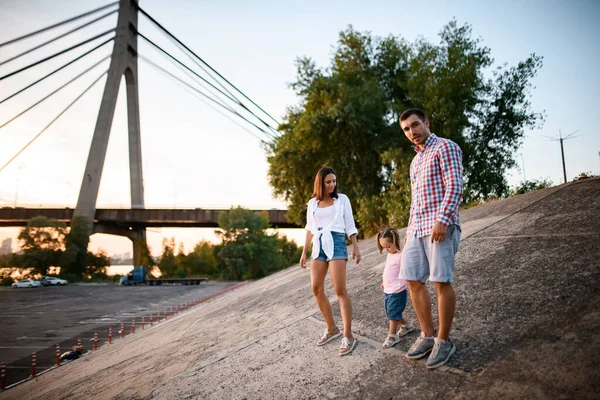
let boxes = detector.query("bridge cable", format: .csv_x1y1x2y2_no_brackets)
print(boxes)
138,32,279,139
0,54,111,130
0,8,117,67
153,53,272,142
136,6,281,127
0,29,115,81
155,44,277,141
0,37,114,105
139,55,275,141
0,1,118,48
162,33,282,139
0,70,108,174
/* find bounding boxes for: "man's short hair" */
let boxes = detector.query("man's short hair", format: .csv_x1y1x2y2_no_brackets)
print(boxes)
400,108,427,123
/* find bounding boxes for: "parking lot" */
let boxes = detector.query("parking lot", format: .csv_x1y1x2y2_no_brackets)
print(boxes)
0,281,238,388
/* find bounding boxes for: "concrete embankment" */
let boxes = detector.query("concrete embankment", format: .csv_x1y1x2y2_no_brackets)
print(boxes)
1,178,598,399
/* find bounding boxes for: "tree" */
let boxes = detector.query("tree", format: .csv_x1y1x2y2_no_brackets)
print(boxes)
267,21,543,236
63,216,90,276
216,207,284,280
18,216,66,276
510,178,553,196
157,238,177,277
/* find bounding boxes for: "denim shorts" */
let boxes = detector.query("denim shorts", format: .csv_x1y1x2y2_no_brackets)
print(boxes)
384,290,407,321
400,224,461,283
314,231,348,262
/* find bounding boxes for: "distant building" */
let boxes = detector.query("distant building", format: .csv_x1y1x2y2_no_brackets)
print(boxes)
0,238,12,255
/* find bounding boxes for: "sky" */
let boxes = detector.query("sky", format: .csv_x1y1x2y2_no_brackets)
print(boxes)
0,0,599,257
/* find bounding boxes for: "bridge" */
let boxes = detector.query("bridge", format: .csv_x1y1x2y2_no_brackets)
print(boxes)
0,0,293,263
0,207,294,228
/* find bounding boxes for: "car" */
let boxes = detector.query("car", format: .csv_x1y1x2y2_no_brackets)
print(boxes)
42,276,68,286
12,279,42,288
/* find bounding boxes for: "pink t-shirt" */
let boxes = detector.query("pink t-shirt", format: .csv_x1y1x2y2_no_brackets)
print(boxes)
383,252,407,294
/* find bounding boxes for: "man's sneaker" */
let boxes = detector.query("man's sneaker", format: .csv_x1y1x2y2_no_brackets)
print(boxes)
426,338,456,369
339,337,357,356
406,332,435,359
382,333,400,348
398,322,416,337
317,329,341,346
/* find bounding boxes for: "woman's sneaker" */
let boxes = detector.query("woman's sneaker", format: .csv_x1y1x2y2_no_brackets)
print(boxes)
382,333,401,348
317,329,341,346
397,322,416,337
339,337,357,356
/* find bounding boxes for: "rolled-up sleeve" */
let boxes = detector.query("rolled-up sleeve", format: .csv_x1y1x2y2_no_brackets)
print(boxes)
437,141,463,225
342,195,358,238
305,199,314,232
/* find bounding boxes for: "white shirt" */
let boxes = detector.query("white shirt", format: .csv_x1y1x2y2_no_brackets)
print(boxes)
314,205,336,228
304,193,359,260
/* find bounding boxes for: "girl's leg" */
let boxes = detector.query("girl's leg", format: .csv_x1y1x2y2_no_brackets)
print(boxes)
389,320,399,335
310,260,338,333
329,260,352,339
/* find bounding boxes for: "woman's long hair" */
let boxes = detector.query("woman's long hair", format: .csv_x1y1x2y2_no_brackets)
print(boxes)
312,166,338,201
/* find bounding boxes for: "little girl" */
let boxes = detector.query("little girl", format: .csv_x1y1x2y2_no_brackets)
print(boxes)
377,227,415,348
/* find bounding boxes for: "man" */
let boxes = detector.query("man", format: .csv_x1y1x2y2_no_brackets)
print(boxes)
399,108,463,369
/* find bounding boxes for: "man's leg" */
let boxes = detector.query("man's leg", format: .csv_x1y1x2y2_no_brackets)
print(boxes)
407,280,434,337
434,282,455,341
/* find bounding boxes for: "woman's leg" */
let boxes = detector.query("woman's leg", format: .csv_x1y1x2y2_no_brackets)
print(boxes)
310,260,338,333
329,260,352,339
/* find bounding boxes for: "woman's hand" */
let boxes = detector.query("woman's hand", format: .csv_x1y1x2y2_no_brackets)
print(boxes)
351,245,361,264
299,253,307,269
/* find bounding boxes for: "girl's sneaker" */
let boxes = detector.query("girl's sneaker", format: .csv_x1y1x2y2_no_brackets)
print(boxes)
398,322,416,337
382,333,400,348
339,337,357,356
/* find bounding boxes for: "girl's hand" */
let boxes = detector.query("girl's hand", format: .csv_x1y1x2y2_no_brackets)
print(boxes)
380,283,384,291
351,246,361,264
299,253,307,269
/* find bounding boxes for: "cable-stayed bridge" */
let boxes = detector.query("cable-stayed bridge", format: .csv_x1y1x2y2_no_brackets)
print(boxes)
0,0,296,264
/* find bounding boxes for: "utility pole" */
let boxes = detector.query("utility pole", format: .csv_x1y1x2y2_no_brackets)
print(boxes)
520,153,526,182
544,129,580,184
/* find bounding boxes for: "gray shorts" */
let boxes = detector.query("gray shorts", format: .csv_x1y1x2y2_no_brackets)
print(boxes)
400,225,461,283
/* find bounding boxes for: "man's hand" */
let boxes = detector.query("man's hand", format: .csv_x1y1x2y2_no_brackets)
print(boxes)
430,222,448,243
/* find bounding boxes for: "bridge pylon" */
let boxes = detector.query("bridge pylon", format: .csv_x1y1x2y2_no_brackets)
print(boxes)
74,0,146,264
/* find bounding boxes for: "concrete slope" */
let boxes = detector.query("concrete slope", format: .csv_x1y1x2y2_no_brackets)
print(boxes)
2,178,598,400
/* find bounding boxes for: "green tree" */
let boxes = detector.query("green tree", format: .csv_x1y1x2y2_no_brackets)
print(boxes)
216,207,282,280
267,21,543,236
185,240,217,277
63,216,90,276
157,238,177,277
510,178,553,196
17,216,66,276
86,249,110,277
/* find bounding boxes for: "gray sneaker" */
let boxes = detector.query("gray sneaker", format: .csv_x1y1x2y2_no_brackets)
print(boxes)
426,338,456,369
406,332,435,359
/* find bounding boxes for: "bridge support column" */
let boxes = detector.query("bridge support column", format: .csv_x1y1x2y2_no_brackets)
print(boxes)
94,224,148,266
74,0,144,229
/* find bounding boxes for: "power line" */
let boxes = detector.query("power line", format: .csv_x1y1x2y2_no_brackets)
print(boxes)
0,55,111,130
0,8,117,67
0,71,108,174
139,55,275,141
136,6,281,128
0,37,114,105
0,29,114,81
0,1,118,48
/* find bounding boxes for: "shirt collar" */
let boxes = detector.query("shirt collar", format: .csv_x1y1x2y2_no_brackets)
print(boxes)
414,133,437,153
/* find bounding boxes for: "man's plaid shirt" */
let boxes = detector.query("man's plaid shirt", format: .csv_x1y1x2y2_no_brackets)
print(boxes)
406,133,463,238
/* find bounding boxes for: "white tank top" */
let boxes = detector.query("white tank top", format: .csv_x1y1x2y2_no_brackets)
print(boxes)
314,205,336,228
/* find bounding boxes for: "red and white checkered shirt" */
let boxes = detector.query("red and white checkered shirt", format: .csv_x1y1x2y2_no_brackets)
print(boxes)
406,133,463,238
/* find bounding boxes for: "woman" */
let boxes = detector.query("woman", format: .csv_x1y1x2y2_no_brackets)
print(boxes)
299,166,361,356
